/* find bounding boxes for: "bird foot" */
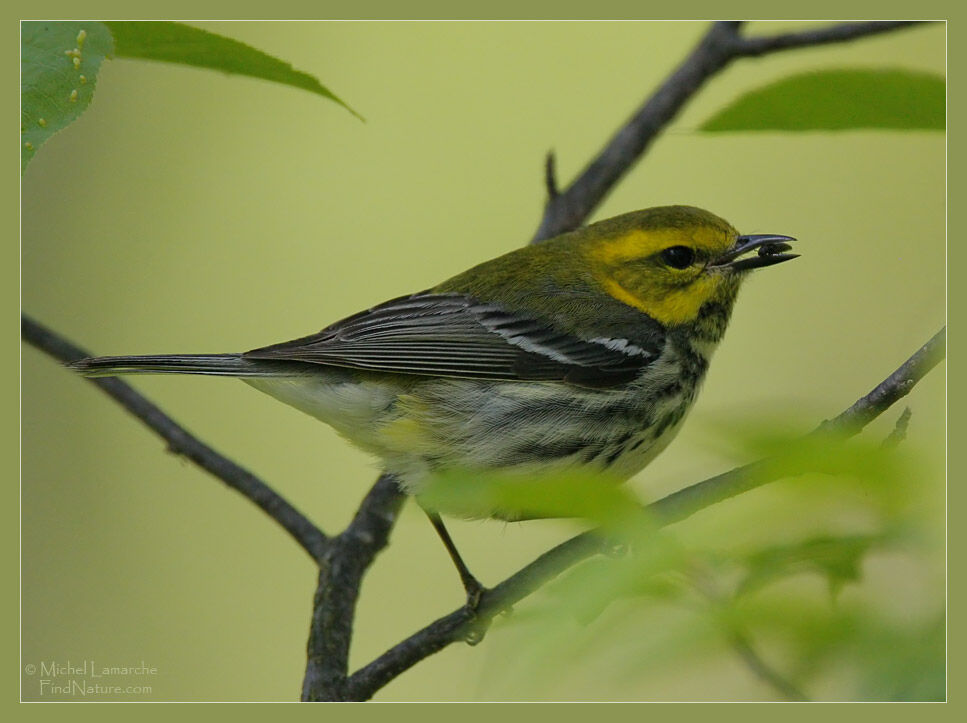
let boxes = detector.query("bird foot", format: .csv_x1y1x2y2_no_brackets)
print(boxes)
461,578,493,645
463,576,485,612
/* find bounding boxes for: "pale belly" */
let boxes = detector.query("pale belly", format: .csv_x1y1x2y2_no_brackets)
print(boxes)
243,368,697,516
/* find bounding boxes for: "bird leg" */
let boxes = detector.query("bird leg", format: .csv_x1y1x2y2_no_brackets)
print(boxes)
422,508,486,611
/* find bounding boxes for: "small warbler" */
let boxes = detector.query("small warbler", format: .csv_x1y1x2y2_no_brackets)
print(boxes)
71,205,796,601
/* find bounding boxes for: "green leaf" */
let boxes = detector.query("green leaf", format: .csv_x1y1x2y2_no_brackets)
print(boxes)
104,21,361,119
700,69,945,132
21,22,114,174
733,597,944,700
419,467,652,534
736,534,883,599
858,613,946,701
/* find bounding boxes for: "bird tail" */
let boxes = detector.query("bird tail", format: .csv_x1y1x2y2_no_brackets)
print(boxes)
67,353,290,378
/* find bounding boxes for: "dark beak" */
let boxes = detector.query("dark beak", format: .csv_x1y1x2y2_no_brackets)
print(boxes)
710,234,799,272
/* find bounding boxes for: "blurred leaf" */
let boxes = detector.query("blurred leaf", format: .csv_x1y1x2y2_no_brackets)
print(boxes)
485,573,721,698
693,415,923,519
536,537,691,626
420,467,651,535
858,613,945,701
736,534,884,599
477,414,939,700
736,596,945,700
104,21,361,119
21,21,114,173
700,69,945,132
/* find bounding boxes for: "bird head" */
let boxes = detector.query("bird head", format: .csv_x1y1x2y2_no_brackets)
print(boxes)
580,205,797,327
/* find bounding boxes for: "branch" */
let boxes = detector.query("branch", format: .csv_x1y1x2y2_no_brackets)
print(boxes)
824,329,945,434
647,327,945,524
22,314,405,701
302,475,405,701
733,21,921,57
25,18,932,703
689,563,809,701
21,314,330,564
727,628,809,701
334,19,931,699
532,20,924,242
345,328,945,700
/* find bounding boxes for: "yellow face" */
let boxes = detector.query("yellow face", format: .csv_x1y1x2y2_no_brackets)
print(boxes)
436,205,794,331
585,218,741,327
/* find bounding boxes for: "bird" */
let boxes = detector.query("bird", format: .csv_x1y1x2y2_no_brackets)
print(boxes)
70,205,797,605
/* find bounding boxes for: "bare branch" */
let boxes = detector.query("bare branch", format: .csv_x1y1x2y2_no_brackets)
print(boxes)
346,531,605,699
823,328,945,434
23,19,935,702
346,327,945,700
21,314,330,564
734,21,922,57
302,475,405,701
532,20,925,243
532,21,740,242
653,327,945,524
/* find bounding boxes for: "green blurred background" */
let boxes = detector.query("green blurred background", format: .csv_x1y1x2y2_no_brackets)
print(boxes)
21,21,945,701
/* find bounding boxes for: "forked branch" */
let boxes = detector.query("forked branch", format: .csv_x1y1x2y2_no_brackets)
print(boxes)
346,328,945,700
532,20,922,243
21,19,934,702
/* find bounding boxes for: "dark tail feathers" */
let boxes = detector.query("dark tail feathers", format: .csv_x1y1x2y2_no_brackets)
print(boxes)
67,353,288,378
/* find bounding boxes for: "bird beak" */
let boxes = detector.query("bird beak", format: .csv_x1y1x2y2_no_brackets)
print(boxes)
710,234,799,272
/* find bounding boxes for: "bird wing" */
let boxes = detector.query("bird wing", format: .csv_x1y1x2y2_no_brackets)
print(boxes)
243,291,664,388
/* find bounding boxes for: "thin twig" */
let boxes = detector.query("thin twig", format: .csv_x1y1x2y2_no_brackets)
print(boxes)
531,20,924,243
733,21,921,57
21,313,330,564
689,564,810,701
727,629,810,701
345,328,945,700
346,19,933,698
651,328,945,524
544,151,559,199
822,329,944,435
23,18,931,702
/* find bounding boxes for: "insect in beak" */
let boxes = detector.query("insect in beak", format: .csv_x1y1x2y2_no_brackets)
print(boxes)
710,234,799,271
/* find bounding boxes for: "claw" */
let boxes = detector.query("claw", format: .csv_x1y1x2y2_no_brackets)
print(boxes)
461,581,493,645
464,578,485,612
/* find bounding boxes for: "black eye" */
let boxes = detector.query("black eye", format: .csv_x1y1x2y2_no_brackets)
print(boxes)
660,246,695,269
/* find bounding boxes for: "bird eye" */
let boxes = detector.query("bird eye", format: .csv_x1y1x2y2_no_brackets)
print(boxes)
660,246,695,269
